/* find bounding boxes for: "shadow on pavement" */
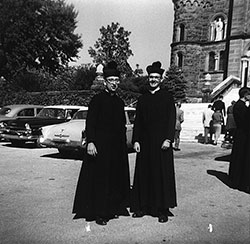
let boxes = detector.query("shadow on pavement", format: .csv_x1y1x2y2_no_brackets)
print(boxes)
41,152,83,160
214,154,231,162
207,170,250,194
1,142,38,149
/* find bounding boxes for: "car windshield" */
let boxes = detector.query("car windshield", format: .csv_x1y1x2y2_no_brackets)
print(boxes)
72,110,88,120
37,108,66,119
0,107,11,116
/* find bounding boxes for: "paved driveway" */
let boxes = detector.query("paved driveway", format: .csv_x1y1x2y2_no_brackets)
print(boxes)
0,141,249,244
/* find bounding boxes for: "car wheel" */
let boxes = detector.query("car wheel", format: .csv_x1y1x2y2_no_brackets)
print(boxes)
35,139,45,148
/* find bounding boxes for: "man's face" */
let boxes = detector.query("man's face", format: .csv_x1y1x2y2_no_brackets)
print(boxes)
245,92,250,101
148,72,162,89
104,76,120,92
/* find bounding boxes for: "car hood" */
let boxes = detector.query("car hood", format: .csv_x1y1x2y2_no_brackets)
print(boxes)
42,119,86,140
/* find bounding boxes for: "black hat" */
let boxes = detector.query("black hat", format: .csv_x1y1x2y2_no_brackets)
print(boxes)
103,61,121,78
146,61,165,76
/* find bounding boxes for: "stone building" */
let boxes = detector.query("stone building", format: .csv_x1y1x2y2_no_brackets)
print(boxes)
171,0,250,99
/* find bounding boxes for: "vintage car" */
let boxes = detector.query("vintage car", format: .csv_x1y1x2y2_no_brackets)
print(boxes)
0,104,44,122
38,107,136,155
1,105,84,146
0,104,44,140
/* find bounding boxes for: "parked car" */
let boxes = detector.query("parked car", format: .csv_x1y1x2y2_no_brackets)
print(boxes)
1,105,84,146
0,104,44,140
0,104,44,122
38,107,136,155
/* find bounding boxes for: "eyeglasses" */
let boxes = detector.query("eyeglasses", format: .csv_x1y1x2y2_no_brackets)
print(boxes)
149,75,161,79
106,78,120,83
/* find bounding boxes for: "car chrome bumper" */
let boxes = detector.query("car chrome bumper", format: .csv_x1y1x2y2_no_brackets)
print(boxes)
1,133,38,142
38,138,85,150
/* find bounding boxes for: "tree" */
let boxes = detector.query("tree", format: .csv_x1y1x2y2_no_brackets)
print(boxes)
162,65,187,101
88,22,134,77
0,0,82,79
74,64,96,90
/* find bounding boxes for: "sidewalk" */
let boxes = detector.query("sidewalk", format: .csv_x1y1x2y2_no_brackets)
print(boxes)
0,142,249,244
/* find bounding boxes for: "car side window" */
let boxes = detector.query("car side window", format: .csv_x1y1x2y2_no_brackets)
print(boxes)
36,108,43,115
17,108,35,117
69,109,80,118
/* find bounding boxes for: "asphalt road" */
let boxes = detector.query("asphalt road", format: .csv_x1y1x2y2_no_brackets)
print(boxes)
0,141,249,244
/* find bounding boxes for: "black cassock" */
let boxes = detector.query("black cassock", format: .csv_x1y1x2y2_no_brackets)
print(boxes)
72,91,130,221
229,99,250,190
130,89,177,216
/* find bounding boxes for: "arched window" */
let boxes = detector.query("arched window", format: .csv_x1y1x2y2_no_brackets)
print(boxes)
208,52,216,71
210,16,227,41
219,50,225,70
177,52,183,68
179,24,185,42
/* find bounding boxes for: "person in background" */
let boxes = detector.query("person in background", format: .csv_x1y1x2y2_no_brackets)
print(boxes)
212,95,226,116
72,61,130,225
212,109,223,145
202,104,214,144
212,95,226,133
130,61,177,223
225,100,236,143
228,87,250,192
173,101,184,151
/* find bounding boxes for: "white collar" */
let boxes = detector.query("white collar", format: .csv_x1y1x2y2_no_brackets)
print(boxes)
149,87,160,94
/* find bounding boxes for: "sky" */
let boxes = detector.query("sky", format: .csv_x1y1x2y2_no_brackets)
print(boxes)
65,0,174,72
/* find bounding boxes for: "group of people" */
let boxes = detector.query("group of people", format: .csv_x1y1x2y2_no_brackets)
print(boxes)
202,95,232,145
202,88,250,192
72,61,177,225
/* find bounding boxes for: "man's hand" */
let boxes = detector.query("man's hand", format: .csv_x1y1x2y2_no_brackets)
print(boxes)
87,142,97,156
133,142,140,153
161,139,171,150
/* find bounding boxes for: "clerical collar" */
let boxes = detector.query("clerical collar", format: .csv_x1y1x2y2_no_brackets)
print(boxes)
149,87,160,94
105,89,116,96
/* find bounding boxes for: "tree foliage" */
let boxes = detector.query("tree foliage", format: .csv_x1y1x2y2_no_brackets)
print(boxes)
74,64,96,90
88,22,134,77
0,0,82,79
162,65,187,101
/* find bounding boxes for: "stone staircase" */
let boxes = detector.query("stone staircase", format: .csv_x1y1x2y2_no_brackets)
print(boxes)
180,103,209,142
179,88,239,142
222,87,240,108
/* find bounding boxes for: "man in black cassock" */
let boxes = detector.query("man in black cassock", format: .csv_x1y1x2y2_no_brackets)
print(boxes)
130,61,177,223
72,61,130,225
228,87,250,192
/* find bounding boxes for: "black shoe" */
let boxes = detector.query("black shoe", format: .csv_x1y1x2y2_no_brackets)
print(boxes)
175,148,181,151
158,215,168,223
96,217,107,225
132,211,145,218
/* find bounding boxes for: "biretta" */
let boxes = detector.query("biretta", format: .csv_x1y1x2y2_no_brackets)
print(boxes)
146,61,165,76
103,61,120,78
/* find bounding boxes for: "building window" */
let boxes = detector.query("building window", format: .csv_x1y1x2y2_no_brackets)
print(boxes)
210,16,227,41
176,52,183,68
219,50,225,70
208,52,216,71
176,24,185,42
180,24,185,41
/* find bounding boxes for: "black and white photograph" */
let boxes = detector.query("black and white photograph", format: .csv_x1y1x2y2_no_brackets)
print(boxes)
0,0,250,243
